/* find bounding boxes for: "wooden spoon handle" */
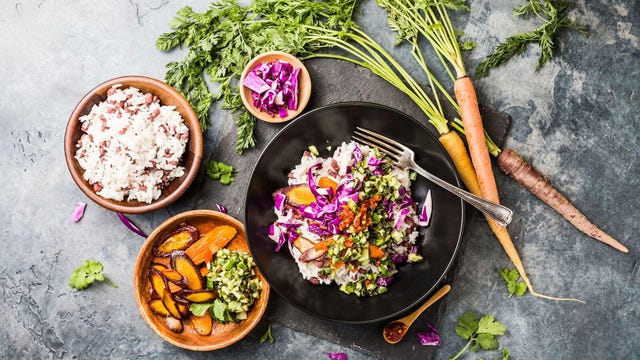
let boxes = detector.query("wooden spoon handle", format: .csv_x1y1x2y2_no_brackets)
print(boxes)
402,284,451,325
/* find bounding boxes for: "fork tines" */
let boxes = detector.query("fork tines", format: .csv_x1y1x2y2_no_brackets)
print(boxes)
352,127,402,160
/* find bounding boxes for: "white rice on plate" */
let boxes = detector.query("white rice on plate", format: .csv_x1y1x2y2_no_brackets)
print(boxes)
74,85,189,203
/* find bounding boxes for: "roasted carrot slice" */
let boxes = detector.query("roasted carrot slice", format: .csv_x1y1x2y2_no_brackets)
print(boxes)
161,289,182,319
171,251,204,290
178,290,218,303
148,299,171,317
149,268,168,299
284,185,316,206
191,313,213,336
199,266,209,277
167,282,183,294
152,264,183,283
185,225,237,265
155,225,199,257
318,176,338,192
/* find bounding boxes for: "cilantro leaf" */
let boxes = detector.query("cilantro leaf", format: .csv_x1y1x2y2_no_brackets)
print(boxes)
474,333,500,351
455,310,479,339
206,160,237,185
212,298,233,323
189,302,214,317
451,310,507,360
260,324,275,344
498,268,528,297
69,260,118,290
478,315,506,336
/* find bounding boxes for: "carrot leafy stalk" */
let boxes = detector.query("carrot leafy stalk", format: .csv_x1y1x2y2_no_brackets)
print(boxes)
476,0,586,78
377,0,589,302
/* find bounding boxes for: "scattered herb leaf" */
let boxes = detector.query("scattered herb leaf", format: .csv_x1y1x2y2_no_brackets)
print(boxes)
189,302,214,317
69,260,118,290
498,268,528,297
206,161,237,185
260,324,275,344
502,348,511,360
476,0,586,77
451,310,506,360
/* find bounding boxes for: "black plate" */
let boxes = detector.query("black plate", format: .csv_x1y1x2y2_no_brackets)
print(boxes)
244,102,465,324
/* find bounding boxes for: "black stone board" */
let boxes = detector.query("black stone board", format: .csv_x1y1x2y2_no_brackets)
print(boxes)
258,58,511,359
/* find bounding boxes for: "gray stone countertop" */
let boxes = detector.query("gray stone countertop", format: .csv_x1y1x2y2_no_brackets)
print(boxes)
1,0,638,359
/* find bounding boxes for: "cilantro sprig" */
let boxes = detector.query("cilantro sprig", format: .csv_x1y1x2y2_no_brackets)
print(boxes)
451,310,506,360
498,268,527,297
206,160,237,185
69,260,118,290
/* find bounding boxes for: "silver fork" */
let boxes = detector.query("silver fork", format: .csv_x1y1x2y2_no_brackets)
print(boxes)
353,127,513,227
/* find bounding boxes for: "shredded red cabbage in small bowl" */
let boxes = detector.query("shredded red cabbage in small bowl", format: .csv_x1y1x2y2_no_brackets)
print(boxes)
242,60,300,118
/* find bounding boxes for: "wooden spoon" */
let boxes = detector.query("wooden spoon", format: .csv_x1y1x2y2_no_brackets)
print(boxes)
383,284,451,344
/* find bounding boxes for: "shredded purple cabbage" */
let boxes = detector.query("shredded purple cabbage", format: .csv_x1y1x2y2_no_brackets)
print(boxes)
274,192,286,212
115,212,147,238
71,202,87,222
418,190,432,226
417,322,441,346
243,60,301,118
216,203,228,214
327,352,348,360
376,276,394,286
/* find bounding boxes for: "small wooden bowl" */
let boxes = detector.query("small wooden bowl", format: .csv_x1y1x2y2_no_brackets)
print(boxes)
239,51,311,123
133,210,270,351
64,76,203,214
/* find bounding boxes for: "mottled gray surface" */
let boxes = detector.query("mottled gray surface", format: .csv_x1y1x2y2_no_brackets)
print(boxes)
1,0,638,359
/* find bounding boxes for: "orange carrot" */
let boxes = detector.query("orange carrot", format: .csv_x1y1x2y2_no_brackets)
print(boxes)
497,149,628,253
438,131,482,195
454,76,500,204
318,176,338,192
186,225,237,265
439,131,582,302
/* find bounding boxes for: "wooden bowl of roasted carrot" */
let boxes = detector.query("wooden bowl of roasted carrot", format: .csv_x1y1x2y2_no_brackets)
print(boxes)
133,209,270,351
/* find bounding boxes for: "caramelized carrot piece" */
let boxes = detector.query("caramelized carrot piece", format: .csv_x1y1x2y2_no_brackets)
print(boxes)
185,225,237,265
191,312,213,336
318,176,338,192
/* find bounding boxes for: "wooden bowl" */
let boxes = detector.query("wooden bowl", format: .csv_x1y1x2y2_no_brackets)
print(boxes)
133,210,270,351
239,51,311,123
64,76,203,214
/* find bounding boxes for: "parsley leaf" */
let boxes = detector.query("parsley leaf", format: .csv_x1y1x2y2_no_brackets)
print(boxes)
498,268,528,297
476,0,586,77
206,160,237,185
68,260,118,290
450,310,507,360
260,323,275,344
